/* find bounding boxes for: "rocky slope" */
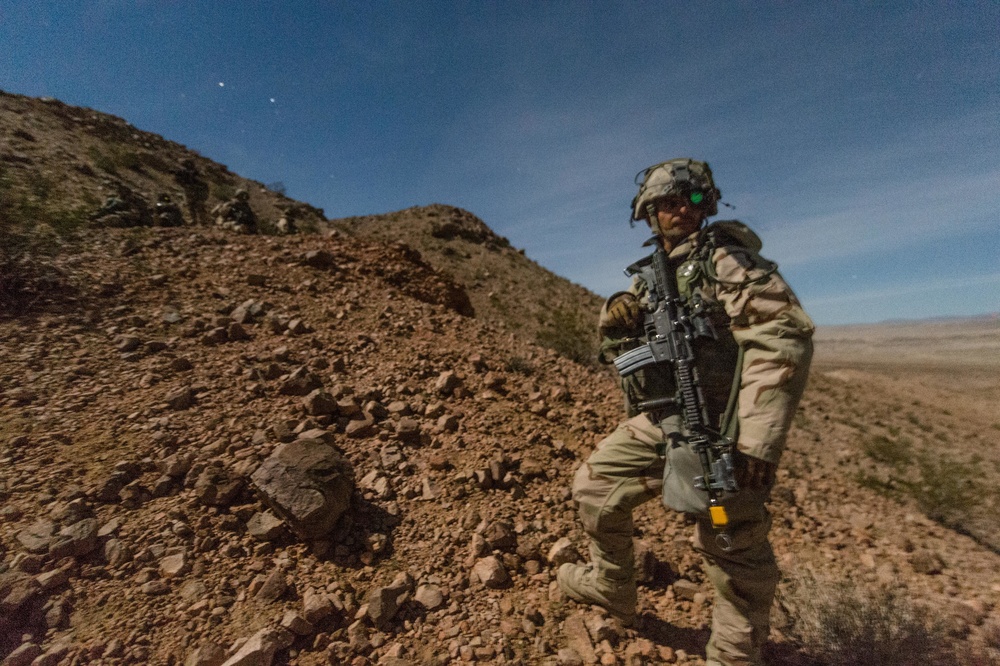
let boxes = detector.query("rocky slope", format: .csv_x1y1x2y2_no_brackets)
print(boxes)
331,206,603,365
0,90,327,237
1,88,602,365
0,223,627,665
1,92,1000,666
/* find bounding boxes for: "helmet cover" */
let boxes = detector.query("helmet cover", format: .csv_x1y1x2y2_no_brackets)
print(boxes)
631,158,721,221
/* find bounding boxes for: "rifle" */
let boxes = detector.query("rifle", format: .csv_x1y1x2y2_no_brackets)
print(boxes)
612,239,738,545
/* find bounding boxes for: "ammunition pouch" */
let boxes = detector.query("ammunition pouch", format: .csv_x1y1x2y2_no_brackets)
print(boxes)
660,425,769,520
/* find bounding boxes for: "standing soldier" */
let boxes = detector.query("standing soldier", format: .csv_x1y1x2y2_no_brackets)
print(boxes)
559,158,814,666
173,158,209,226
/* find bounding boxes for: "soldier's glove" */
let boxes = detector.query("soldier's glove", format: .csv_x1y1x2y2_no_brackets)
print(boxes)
605,294,642,331
735,452,777,490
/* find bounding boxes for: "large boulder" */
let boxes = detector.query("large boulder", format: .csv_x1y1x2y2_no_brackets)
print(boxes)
250,440,355,540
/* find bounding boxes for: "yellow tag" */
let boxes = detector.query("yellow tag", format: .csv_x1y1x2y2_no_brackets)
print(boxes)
710,505,729,528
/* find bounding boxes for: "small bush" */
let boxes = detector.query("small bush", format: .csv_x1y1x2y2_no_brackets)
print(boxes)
536,305,597,365
87,144,141,174
861,434,911,467
906,412,933,432
213,183,236,202
0,167,88,314
902,455,978,529
780,571,961,665
87,146,116,173
139,151,171,173
854,471,894,494
505,356,533,375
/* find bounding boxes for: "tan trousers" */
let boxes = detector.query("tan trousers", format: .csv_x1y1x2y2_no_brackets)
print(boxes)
572,414,779,666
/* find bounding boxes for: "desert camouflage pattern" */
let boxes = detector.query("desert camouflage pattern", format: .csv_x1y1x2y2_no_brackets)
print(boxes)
571,413,779,665
631,158,721,220
568,225,812,665
598,228,814,464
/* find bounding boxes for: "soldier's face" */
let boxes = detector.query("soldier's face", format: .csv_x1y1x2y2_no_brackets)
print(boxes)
652,197,704,242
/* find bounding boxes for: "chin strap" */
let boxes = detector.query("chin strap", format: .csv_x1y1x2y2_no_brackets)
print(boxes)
645,203,661,236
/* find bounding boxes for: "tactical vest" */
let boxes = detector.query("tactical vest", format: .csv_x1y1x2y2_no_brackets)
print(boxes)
603,221,775,432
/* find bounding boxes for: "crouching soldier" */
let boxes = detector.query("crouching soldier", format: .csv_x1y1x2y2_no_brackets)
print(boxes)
214,189,258,234
154,194,185,227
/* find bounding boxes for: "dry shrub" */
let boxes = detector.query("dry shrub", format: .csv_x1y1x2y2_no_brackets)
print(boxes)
536,304,597,365
860,434,911,467
903,455,978,530
778,570,962,666
0,166,91,314
0,207,82,316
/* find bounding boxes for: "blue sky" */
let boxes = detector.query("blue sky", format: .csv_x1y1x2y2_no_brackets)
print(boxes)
2,2,998,325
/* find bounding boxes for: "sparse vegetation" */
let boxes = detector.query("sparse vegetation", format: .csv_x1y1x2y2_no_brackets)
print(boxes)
902,455,979,531
505,355,534,375
87,144,142,174
0,166,90,313
536,305,597,365
856,430,984,543
861,434,911,467
213,182,236,202
139,151,171,174
780,571,963,665
906,412,933,432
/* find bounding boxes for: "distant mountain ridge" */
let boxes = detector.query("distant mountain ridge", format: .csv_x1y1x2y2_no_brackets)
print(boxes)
819,312,1000,329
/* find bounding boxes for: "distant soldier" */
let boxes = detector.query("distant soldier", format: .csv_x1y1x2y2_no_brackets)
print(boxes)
173,158,209,225
214,189,258,234
92,195,126,220
154,194,185,227
91,182,151,227
276,206,299,235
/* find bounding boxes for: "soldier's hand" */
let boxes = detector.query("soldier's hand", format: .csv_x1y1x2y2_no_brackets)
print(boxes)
735,453,777,489
606,294,642,331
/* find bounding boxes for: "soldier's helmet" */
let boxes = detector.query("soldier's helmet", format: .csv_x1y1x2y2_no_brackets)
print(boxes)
235,189,249,201
631,158,721,222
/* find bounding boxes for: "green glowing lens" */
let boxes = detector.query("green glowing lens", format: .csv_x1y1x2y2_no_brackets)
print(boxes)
690,191,704,205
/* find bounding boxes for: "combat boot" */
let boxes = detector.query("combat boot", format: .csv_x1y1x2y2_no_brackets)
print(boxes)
557,562,637,625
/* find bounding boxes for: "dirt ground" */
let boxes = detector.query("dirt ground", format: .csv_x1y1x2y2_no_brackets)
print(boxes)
812,316,1000,447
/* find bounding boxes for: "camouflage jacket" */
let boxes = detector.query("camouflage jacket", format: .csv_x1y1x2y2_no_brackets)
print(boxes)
599,221,814,464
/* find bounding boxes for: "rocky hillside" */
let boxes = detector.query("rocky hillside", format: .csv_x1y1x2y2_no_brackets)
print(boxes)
0,91,327,238
1,92,1000,666
0,89,603,365
331,206,604,365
